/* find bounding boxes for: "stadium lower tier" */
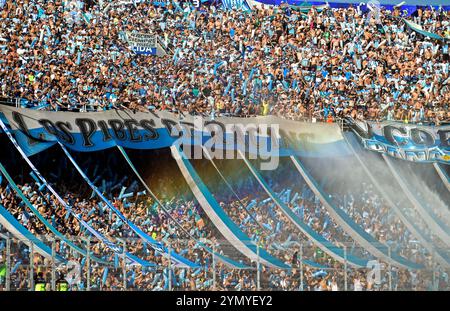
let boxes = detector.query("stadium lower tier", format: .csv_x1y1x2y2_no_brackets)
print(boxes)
0,131,449,291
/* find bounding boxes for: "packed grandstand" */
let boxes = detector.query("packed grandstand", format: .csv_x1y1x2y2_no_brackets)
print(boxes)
0,0,449,292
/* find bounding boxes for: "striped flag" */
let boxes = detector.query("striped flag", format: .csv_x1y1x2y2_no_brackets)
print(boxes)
222,0,248,10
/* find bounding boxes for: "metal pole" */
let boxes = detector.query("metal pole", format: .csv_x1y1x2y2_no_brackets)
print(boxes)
122,240,127,290
51,238,56,291
344,246,348,291
6,235,11,291
256,245,261,291
29,242,34,291
299,243,304,291
432,264,436,291
168,244,172,291
212,244,216,290
388,247,392,291
86,238,91,291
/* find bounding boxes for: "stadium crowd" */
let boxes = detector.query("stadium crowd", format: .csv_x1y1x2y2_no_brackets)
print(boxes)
1,0,450,292
1,146,449,291
0,0,449,123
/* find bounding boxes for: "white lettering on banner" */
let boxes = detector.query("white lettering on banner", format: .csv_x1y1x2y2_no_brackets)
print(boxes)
133,46,155,53
349,119,450,163
112,0,146,5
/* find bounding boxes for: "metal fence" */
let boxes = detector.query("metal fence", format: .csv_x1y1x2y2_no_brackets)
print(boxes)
0,234,448,291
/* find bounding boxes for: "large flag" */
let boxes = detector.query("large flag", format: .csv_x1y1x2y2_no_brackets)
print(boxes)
403,19,444,41
222,0,251,11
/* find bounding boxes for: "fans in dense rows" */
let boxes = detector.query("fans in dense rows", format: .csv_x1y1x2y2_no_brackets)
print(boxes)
0,1,449,123
1,149,448,291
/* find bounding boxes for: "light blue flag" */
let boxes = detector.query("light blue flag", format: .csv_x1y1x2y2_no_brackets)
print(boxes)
11,261,22,274
118,186,126,200
29,171,41,184
213,61,224,76
242,79,249,96
173,48,181,64
87,206,96,217
121,192,134,199
82,13,91,24
102,267,109,285
76,51,81,65
114,253,119,269
249,68,255,81
30,38,37,48
230,28,235,38
38,184,46,192
172,0,183,12
130,270,135,287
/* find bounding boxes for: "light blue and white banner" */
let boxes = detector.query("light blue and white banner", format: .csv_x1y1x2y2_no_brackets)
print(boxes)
0,104,350,158
348,119,450,164
222,0,250,10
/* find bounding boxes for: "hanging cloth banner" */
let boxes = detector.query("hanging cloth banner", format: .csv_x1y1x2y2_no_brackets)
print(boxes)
59,143,198,268
348,119,450,164
0,118,156,267
0,104,349,158
403,19,445,41
221,0,251,11
125,31,158,55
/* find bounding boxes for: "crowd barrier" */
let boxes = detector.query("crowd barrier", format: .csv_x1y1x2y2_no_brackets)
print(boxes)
0,234,448,291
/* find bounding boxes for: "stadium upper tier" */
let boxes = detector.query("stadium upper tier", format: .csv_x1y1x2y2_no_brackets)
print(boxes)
0,1,449,124
259,0,450,6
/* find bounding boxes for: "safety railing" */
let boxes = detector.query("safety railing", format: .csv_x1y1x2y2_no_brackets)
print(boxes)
0,234,447,291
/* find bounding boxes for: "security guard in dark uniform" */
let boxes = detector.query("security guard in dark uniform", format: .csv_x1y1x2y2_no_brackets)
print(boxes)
34,271,46,291
56,272,69,291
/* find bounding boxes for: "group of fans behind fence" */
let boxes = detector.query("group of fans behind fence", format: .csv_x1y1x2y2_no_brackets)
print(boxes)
0,147,448,291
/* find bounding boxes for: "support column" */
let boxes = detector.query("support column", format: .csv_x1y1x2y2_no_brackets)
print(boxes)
6,234,11,291
212,244,216,290
168,244,172,291
388,247,392,291
122,240,127,290
344,246,348,291
256,246,261,291
86,238,91,291
51,238,56,291
299,243,304,291
29,242,34,291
